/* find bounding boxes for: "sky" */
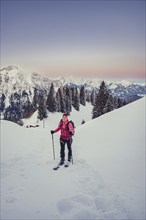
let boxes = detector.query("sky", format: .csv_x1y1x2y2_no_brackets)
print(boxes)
1,0,145,80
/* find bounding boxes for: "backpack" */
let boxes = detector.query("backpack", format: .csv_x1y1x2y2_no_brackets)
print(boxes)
67,120,75,135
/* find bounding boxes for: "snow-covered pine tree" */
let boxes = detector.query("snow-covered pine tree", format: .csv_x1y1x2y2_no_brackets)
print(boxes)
92,81,110,119
4,106,11,121
72,87,80,111
71,87,75,105
122,100,127,106
57,86,66,113
4,93,22,123
112,96,118,109
0,94,5,113
64,86,72,114
56,89,61,112
111,96,124,110
37,91,47,120
65,86,72,103
80,85,86,106
91,90,96,105
103,94,115,113
86,90,91,102
92,93,100,119
32,88,39,109
22,90,34,118
46,83,57,112
117,97,122,108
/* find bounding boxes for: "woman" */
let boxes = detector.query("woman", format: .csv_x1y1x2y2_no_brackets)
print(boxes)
51,113,74,165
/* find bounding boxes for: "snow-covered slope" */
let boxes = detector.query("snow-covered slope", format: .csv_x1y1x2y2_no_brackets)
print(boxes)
22,102,93,128
1,96,145,219
75,98,145,219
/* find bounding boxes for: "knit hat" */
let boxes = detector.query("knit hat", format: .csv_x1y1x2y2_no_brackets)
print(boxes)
62,113,68,117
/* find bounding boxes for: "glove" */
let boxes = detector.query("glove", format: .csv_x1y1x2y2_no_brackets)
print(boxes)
69,131,72,135
51,130,54,134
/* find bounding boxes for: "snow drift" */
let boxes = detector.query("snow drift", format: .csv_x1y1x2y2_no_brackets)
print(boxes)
1,97,145,219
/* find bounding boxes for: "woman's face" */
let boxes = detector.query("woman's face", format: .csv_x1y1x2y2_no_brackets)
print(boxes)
62,116,67,122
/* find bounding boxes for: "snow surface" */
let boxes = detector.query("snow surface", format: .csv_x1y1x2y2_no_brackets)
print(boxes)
22,102,93,128
1,98,145,220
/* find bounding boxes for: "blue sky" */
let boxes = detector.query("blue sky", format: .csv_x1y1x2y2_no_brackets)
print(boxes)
1,0,145,80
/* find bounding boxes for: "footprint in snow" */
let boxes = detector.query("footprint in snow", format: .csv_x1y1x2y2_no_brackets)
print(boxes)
6,196,16,204
57,194,98,219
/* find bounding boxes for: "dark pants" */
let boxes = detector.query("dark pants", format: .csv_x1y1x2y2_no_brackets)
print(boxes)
60,138,73,161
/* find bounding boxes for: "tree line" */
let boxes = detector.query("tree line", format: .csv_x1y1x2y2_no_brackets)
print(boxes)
0,81,127,124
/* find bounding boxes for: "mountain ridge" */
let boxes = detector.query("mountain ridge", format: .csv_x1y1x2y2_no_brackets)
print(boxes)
0,65,145,104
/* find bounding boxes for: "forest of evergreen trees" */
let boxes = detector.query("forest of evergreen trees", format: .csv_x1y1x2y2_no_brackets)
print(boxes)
92,81,127,119
0,81,127,125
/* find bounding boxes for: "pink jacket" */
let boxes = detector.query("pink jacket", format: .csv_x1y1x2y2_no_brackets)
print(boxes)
54,119,74,140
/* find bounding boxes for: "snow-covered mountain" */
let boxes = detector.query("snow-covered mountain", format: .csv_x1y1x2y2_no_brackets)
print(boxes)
0,65,145,103
1,97,145,219
107,80,146,101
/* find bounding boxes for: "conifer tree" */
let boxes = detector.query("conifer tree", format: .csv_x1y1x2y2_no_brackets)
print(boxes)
117,97,122,108
56,89,61,112
37,91,47,120
46,83,56,112
0,94,5,113
86,90,91,102
72,87,80,111
113,96,118,109
92,81,110,119
58,86,66,113
32,88,39,109
64,86,72,114
6,94,23,122
103,94,115,113
91,90,96,105
122,100,127,106
65,86,72,102
21,90,34,118
65,95,72,114
80,85,86,106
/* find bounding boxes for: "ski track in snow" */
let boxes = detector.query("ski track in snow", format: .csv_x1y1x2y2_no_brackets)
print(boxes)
57,154,131,220
1,143,131,220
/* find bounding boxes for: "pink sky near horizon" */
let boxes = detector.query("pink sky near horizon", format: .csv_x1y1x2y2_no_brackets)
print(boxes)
17,51,145,79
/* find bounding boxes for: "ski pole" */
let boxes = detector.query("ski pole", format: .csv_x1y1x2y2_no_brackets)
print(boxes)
72,149,73,165
52,133,55,160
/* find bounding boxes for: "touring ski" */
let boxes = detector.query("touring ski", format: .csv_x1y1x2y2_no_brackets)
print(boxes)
53,165,60,170
53,161,71,170
53,161,64,170
64,161,70,167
